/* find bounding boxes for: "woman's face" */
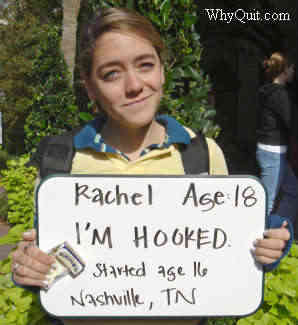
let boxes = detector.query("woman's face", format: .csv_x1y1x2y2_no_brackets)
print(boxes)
85,31,165,130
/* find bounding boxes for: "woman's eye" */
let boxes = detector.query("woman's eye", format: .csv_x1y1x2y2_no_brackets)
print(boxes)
140,62,154,70
103,71,119,81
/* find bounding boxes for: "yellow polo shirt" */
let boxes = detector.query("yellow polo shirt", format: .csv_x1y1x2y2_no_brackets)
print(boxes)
71,137,228,176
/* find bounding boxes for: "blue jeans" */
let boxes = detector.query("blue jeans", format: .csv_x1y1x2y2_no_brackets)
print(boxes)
256,147,298,223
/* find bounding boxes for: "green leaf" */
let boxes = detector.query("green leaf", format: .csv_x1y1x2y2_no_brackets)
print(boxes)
0,224,26,245
5,310,18,323
79,112,93,122
237,318,252,325
126,0,135,9
15,296,33,313
183,14,197,28
160,0,171,25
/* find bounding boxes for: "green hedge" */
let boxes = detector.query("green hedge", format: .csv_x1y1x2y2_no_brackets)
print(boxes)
0,0,80,154
0,156,52,325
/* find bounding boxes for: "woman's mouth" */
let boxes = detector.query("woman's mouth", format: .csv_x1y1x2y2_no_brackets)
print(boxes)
123,95,152,107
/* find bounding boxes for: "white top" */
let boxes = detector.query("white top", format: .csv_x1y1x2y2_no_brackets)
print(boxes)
257,142,287,154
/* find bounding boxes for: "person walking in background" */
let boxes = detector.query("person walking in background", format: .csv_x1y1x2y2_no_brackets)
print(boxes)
256,52,298,223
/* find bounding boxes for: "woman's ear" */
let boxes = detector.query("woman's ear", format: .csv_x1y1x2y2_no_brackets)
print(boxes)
83,79,96,101
81,75,97,101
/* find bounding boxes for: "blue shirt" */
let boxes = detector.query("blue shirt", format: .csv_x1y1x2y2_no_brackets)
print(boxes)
74,115,191,160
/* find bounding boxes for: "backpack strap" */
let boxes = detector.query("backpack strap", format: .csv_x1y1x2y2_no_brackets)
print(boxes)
180,132,209,175
28,128,81,179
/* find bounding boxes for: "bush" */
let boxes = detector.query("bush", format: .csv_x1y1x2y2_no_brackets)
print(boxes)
0,188,8,224
0,149,16,224
23,21,80,152
0,149,15,172
0,155,51,324
0,273,50,325
0,0,80,154
0,155,36,241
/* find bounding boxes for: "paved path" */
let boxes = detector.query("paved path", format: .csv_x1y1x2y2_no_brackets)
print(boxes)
0,223,15,261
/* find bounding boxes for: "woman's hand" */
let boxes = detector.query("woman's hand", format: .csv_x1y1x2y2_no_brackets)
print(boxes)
11,229,55,288
253,221,290,265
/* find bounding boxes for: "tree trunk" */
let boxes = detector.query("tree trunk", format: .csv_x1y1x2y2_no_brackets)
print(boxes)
61,0,81,85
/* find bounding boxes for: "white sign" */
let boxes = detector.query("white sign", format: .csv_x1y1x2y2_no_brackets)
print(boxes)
36,175,266,319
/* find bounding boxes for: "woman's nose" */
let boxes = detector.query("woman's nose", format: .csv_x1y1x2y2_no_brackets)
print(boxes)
124,70,143,97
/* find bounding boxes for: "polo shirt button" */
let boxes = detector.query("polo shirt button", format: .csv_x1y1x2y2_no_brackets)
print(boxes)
94,134,101,144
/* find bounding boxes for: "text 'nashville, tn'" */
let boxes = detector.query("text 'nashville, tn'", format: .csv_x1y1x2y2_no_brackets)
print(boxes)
70,287,198,308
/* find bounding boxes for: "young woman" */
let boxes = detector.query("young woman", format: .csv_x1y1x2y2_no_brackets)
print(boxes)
12,8,292,325
256,52,298,222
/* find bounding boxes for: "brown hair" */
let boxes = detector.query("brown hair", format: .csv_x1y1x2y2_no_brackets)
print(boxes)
263,52,290,82
78,7,167,79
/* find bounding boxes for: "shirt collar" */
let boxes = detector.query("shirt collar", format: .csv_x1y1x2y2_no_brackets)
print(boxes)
74,114,191,153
